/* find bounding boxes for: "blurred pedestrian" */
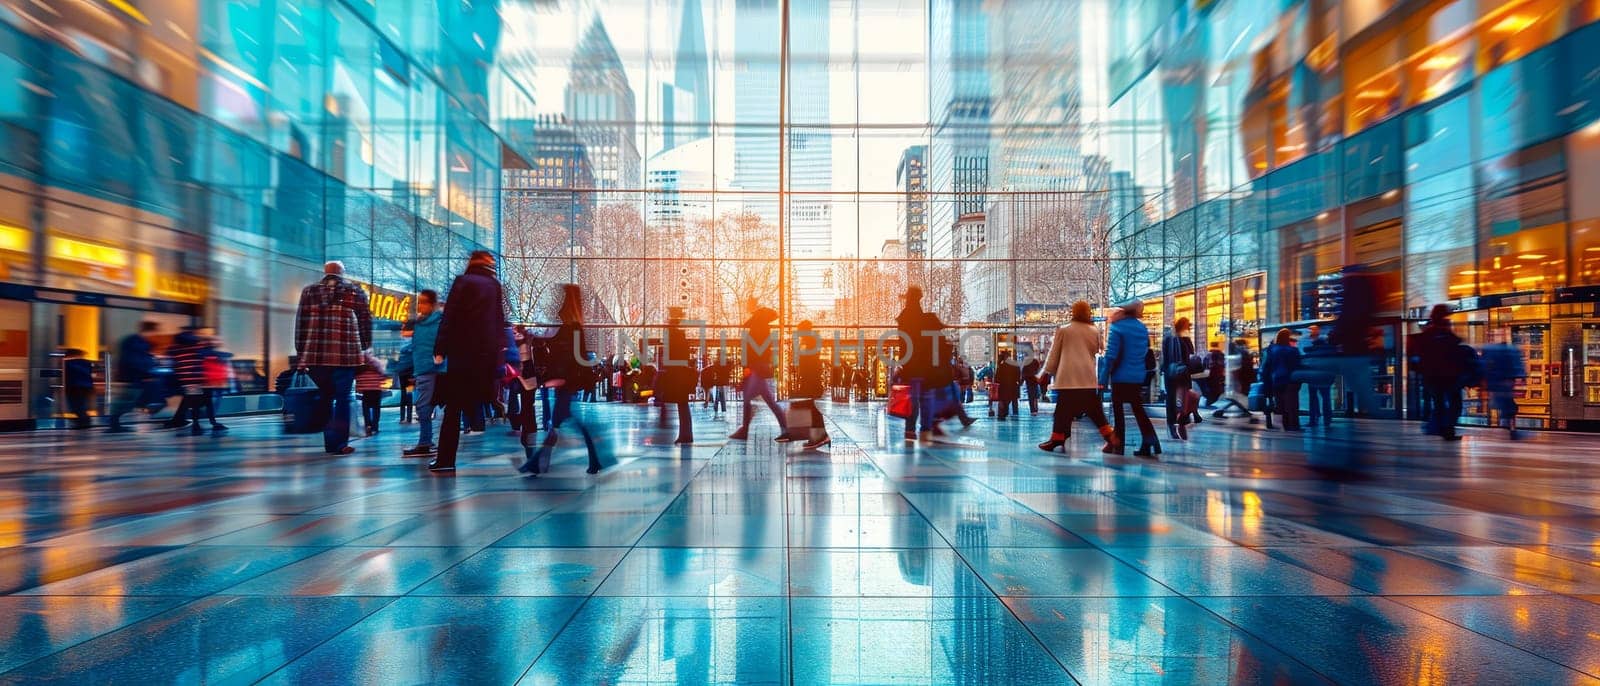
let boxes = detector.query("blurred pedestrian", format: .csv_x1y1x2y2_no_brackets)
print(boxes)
1299,326,1337,427
895,286,929,442
1162,317,1198,440
1105,301,1159,457
355,350,388,436
430,251,509,473
107,322,159,433
792,320,831,449
1414,304,1468,441
1480,332,1526,439
1326,266,1382,416
1038,301,1119,454
1261,328,1304,430
294,260,374,455
168,327,226,436
520,284,603,476
63,348,95,430
728,299,790,442
1021,353,1043,415
657,309,696,444
992,351,1022,421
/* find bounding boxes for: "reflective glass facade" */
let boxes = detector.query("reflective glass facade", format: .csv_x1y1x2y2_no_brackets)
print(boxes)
7,0,1600,429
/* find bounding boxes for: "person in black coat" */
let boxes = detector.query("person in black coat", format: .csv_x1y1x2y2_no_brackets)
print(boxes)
656,309,695,444
792,320,831,449
520,284,603,475
1162,317,1199,440
993,351,1023,421
729,300,789,441
894,286,927,441
429,250,508,472
1021,354,1043,415
1413,304,1467,441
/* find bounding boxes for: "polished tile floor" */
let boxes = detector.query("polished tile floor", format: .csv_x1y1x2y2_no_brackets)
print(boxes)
4,400,1600,684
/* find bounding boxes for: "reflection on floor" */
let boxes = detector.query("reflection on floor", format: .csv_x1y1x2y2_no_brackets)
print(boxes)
3,401,1600,683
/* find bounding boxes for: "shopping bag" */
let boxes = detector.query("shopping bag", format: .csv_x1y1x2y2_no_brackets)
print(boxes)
887,384,913,419
282,370,325,434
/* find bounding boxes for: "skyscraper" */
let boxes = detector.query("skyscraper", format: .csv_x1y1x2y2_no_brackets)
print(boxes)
927,0,990,262
897,146,929,260
733,0,832,312
662,0,712,152
566,16,641,193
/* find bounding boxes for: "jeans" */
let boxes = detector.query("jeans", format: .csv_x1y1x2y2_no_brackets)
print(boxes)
1306,384,1333,425
739,372,787,433
414,372,438,448
309,366,357,453
1489,391,1518,430
1329,354,1379,416
529,386,600,472
1424,379,1463,439
1110,382,1157,445
920,383,947,432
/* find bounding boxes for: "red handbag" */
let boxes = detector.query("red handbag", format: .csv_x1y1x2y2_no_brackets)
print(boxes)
887,384,913,418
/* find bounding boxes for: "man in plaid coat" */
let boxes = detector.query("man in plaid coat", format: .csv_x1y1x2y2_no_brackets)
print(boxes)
295,261,373,454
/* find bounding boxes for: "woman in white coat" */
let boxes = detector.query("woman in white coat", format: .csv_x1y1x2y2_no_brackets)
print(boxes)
1037,300,1121,454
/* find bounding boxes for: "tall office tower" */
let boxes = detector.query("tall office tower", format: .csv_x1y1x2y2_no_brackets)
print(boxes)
733,0,832,312
897,146,929,260
661,0,712,152
566,16,641,194
928,0,990,262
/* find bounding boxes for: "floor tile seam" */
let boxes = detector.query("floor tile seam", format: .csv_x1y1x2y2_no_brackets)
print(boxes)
1379,593,1600,680
0,594,202,676
511,424,730,686
1094,539,1381,598
845,425,1084,686
241,594,405,686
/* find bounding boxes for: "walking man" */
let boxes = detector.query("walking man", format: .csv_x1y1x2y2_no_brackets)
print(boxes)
429,251,508,473
401,290,443,457
728,299,790,442
294,260,373,455
107,322,159,433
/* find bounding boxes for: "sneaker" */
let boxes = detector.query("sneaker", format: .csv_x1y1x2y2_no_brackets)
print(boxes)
211,423,229,433
402,445,436,458
802,434,831,450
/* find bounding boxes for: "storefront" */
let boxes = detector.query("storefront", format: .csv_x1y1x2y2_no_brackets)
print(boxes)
1453,288,1600,432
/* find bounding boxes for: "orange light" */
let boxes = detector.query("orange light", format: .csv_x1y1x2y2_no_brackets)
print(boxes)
1491,15,1535,33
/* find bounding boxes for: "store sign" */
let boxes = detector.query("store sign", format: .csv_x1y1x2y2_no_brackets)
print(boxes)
354,281,414,322
49,236,129,268
155,273,209,303
0,224,28,254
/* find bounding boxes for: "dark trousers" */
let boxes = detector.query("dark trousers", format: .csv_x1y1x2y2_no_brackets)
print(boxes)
711,385,727,413
1425,379,1462,439
996,395,1016,420
1052,388,1110,437
514,385,538,438
902,378,927,435
1026,383,1041,414
1110,383,1157,445
1165,376,1194,426
659,401,693,441
1306,384,1333,426
360,390,383,431
309,366,357,453
66,387,94,428
436,401,473,466
399,389,414,422
739,372,787,433
532,386,600,472
1273,383,1302,430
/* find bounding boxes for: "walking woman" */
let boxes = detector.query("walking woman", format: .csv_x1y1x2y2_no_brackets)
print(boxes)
1039,300,1120,454
519,284,604,475
728,299,790,442
1261,328,1304,431
1105,301,1160,457
1162,317,1199,440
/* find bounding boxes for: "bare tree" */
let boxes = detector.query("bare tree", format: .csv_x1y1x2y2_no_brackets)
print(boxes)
499,190,571,323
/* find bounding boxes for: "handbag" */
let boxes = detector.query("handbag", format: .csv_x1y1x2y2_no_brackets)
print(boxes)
887,384,913,418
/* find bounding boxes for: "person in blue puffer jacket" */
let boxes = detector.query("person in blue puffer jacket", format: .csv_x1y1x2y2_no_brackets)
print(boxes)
1102,301,1159,457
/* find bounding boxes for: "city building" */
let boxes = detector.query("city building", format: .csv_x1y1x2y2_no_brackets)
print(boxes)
1098,0,1600,430
659,0,713,153
565,16,641,194
927,0,991,261
896,146,930,260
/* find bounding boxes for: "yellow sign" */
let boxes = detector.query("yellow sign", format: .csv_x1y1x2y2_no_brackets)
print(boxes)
355,281,414,322
0,224,28,253
155,273,209,303
49,236,129,268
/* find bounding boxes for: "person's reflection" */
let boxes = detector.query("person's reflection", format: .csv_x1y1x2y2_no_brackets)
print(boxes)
893,499,929,588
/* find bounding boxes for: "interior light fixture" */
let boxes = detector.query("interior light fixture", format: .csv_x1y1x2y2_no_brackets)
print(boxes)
1518,253,1547,260
1491,15,1535,33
